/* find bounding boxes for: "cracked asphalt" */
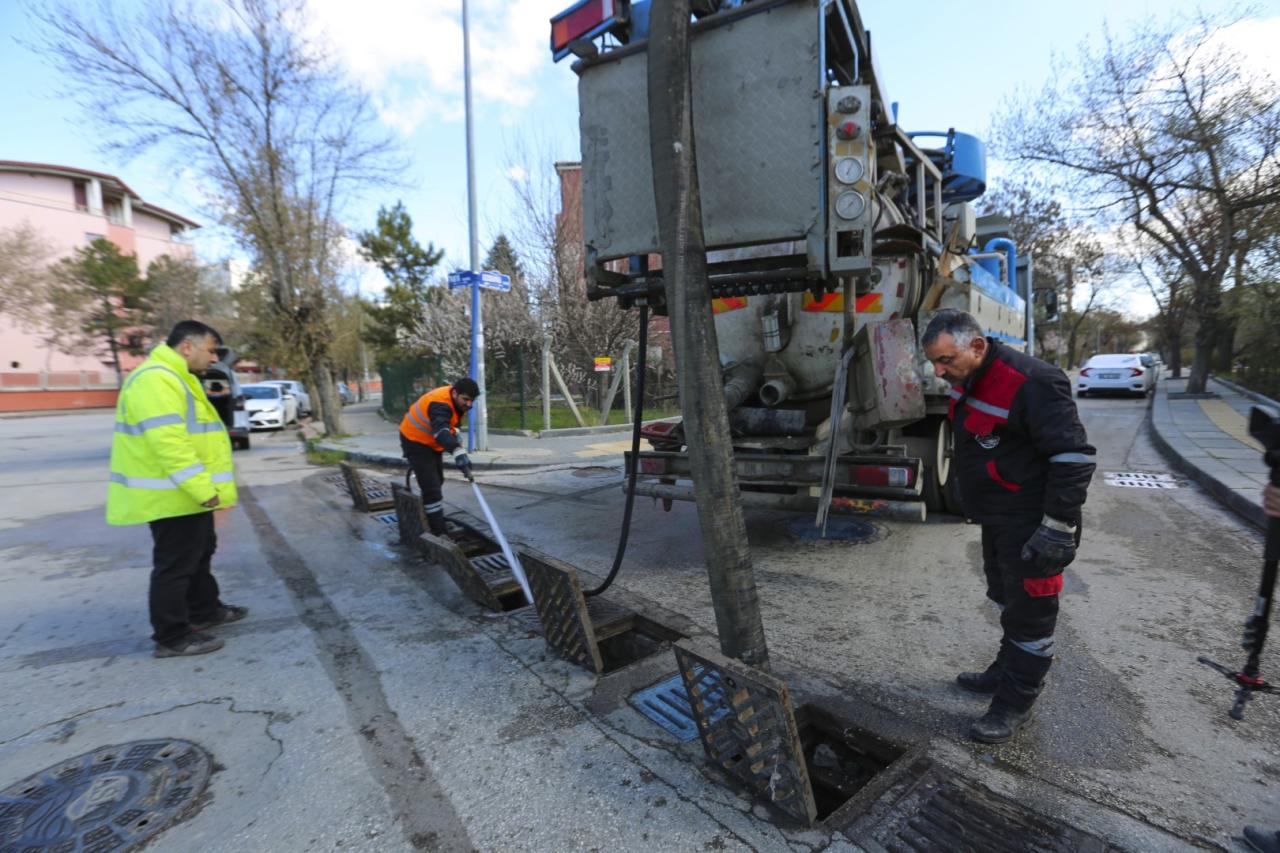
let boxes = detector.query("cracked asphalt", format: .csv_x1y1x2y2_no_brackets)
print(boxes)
1,399,1277,852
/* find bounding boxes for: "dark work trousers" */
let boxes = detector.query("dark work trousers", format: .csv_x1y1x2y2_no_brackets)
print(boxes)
981,519,1065,712
148,511,222,645
401,433,447,534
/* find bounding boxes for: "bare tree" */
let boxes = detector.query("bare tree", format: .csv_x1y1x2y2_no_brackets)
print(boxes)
145,255,237,345
504,142,639,398
31,0,402,431
996,11,1280,392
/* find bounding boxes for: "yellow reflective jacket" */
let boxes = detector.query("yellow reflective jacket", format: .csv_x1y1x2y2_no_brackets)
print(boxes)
106,344,238,525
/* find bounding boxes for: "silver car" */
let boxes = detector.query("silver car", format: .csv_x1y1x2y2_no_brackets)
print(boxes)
1077,353,1157,398
261,379,311,416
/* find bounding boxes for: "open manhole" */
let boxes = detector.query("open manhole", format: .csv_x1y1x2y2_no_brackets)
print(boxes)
675,640,903,825
785,516,884,543
1,739,212,852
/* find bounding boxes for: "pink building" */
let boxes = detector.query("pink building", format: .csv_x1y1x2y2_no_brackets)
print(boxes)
0,161,199,411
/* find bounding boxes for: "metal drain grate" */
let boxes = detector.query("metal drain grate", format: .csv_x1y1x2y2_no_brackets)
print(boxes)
375,512,398,525
844,758,1121,851
1104,471,1180,489
629,669,727,741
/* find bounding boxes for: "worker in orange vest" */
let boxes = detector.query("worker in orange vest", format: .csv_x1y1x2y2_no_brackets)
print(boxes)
400,377,478,535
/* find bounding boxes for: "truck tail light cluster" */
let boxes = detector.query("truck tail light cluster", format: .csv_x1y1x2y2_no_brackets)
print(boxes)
1080,368,1092,377
233,394,246,411
848,465,914,489
550,0,625,62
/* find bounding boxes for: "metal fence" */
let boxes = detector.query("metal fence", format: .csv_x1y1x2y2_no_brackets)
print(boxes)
379,356,445,421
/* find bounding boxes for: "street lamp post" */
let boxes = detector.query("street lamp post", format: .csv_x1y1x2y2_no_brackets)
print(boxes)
462,0,487,451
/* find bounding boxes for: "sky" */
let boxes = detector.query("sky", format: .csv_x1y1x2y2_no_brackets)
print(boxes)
2,0,1278,315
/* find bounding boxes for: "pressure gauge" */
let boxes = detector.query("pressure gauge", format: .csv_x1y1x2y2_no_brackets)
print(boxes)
834,190,866,220
834,157,864,185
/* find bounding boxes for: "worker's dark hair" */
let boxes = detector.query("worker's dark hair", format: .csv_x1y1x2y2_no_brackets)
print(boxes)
922,309,984,349
166,320,223,348
452,377,480,398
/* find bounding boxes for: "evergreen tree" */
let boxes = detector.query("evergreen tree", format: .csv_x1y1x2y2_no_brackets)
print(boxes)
357,202,447,361
47,238,151,386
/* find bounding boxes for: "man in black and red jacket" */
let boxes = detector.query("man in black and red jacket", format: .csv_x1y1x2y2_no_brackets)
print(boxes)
923,309,1096,743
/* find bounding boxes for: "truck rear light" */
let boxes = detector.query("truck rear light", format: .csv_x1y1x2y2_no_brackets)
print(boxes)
1130,367,1144,377
550,0,626,62
1079,368,1092,377
848,465,914,488
234,394,246,411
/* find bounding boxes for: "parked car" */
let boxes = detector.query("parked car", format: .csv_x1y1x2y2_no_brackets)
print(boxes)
1077,353,1157,398
260,379,311,416
202,353,251,450
336,382,356,405
242,383,298,430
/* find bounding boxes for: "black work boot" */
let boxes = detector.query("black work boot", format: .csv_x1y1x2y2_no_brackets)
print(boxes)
956,661,1000,694
969,699,1035,744
426,511,447,537
1243,826,1280,853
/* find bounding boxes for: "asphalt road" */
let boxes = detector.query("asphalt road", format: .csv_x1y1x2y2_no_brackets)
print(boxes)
0,399,1275,851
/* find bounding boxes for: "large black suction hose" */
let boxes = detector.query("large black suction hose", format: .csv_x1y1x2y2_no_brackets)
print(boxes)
585,301,650,597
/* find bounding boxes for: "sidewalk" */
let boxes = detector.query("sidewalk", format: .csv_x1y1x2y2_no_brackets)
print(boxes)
312,402,640,472
1149,373,1275,530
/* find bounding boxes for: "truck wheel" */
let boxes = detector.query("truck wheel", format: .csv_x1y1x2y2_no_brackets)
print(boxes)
235,435,250,451
914,417,957,515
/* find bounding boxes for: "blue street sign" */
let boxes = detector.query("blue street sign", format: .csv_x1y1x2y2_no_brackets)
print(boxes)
448,269,511,292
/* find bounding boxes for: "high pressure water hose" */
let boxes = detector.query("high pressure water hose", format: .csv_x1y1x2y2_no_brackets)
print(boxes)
585,302,649,597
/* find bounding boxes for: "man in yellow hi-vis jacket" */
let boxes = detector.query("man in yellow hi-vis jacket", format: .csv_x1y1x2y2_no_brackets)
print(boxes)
108,320,246,658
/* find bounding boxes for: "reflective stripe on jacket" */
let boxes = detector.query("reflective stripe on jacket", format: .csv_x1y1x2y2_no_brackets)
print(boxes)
399,385,461,453
106,344,238,525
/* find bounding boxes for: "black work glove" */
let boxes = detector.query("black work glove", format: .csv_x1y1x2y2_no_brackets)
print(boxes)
1020,516,1078,571
454,452,473,480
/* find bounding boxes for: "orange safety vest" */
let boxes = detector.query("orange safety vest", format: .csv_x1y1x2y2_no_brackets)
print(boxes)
400,385,460,452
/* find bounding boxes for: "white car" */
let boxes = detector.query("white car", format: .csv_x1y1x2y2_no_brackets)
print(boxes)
261,379,311,416
1077,353,1157,398
242,383,298,430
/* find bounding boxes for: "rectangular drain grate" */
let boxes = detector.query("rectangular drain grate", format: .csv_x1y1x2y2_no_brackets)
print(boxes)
629,669,727,742
1104,471,1180,489
844,758,1122,850
374,512,398,525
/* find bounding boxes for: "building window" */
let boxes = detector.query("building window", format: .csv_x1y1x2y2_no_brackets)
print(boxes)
104,198,125,225
73,180,88,212
85,232,105,244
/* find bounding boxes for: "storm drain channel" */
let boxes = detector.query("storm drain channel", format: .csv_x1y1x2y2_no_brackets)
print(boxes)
0,739,212,852
633,639,1130,848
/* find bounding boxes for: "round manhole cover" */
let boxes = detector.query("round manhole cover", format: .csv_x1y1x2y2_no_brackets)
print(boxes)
571,466,615,478
1,739,212,852
785,515,883,543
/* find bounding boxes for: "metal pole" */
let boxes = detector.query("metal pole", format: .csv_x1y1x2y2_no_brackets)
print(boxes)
462,0,487,451
648,0,770,670
542,335,552,432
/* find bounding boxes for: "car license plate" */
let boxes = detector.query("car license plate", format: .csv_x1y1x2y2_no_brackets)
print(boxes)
1099,372,1120,379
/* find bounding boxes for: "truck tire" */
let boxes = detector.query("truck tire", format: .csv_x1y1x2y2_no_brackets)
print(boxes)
912,417,958,516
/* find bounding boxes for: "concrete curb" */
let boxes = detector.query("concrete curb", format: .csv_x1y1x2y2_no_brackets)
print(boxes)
1147,388,1265,531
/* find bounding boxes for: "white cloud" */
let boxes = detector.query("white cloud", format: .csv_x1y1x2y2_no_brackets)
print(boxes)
306,0,568,134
